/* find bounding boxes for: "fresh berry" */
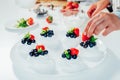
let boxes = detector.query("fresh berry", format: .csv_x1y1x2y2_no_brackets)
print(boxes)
72,55,77,59
73,28,79,37
27,17,34,25
34,52,39,57
80,42,84,47
66,1,73,7
82,33,90,42
67,55,72,60
36,45,45,51
72,2,79,8
21,38,26,44
46,16,53,23
67,49,71,54
44,50,48,55
30,34,35,40
62,53,66,58
33,49,37,52
70,48,79,56
40,51,45,56
29,52,34,56
42,27,49,31
83,44,88,48
32,40,36,43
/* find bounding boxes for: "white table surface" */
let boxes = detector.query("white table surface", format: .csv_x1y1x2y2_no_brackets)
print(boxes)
0,0,120,80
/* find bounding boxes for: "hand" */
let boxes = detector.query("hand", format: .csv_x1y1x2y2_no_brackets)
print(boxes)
84,12,120,37
87,0,110,18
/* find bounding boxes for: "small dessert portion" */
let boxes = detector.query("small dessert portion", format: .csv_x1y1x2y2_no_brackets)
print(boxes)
21,32,36,45
16,17,34,28
60,1,79,16
62,48,79,60
46,16,53,24
29,45,48,57
40,27,54,37
66,27,80,38
80,33,97,48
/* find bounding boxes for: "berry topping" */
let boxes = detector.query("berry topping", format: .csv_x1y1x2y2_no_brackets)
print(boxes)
70,48,79,56
73,28,79,37
27,17,34,25
36,45,45,51
62,48,79,60
66,27,80,38
29,44,48,57
46,16,53,23
21,32,36,45
30,34,35,40
82,33,90,42
40,27,54,37
80,35,97,48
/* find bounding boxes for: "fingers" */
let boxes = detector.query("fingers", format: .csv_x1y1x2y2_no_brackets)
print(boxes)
84,13,104,37
91,7,100,17
94,21,107,35
102,27,114,36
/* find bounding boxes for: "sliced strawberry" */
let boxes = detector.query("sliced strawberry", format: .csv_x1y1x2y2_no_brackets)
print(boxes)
36,45,45,51
70,48,79,56
73,28,79,37
72,2,79,8
27,17,34,25
82,33,90,42
30,34,35,40
66,1,73,7
42,27,49,31
46,16,53,23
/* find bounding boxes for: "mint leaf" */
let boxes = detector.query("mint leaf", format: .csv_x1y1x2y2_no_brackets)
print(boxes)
24,32,30,39
38,48,43,53
90,36,97,42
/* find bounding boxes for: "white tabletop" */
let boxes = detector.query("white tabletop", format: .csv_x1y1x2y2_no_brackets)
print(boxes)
0,0,120,80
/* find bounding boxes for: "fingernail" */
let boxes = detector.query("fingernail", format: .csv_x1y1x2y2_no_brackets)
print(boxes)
87,34,90,38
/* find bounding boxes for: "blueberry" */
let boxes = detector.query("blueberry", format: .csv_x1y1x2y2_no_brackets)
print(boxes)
21,38,27,44
29,52,34,56
67,49,71,54
27,40,32,45
72,55,77,59
80,42,84,47
40,33,44,36
89,42,94,48
83,44,88,48
33,49,37,52
32,40,36,43
92,42,96,46
44,33,47,37
70,33,75,38
47,32,53,37
34,52,39,57
48,30,54,34
44,50,48,55
40,51,45,56
62,53,66,58
66,33,70,37
86,40,90,45
73,34,77,38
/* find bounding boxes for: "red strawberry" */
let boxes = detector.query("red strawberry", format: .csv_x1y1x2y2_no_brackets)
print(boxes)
46,16,53,23
73,28,79,37
42,27,49,31
82,33,90,42
66,1,73,7
36,45,45,51
27,17,34,25
66,5,73,9
72,2,79,8
70,48,79,56
30,34,35,40
60,9,66,12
